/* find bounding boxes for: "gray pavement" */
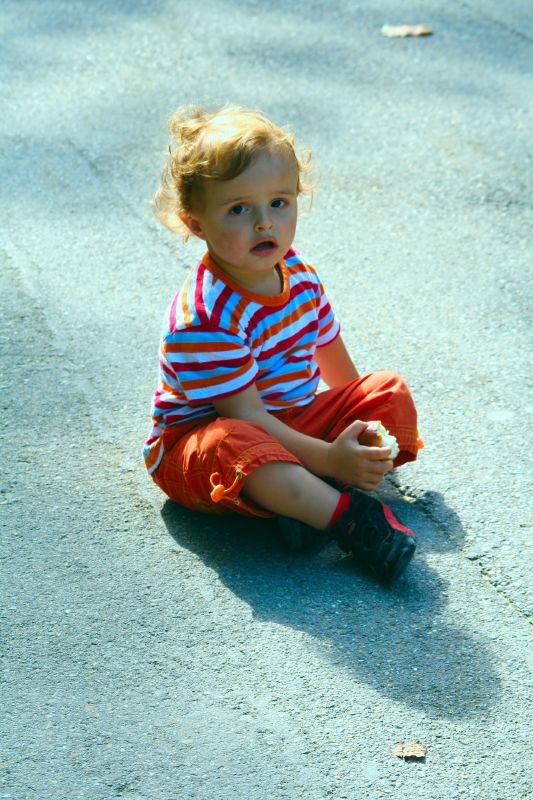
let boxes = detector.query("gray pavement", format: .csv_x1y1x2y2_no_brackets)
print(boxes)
1,1,532,798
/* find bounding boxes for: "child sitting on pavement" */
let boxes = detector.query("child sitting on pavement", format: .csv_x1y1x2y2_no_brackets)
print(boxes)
143,105,422,581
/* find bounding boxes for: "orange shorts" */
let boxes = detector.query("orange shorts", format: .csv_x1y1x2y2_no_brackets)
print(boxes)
151,371,419,518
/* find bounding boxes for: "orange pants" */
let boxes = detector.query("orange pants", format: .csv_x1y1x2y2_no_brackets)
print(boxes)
151,371,419,518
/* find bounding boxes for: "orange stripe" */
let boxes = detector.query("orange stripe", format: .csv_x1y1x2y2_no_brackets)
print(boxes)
257,367,311,391
229,296,249,334
290,261,315,275
182,358,255,391
145,439,162,470
319,317,335,338
159,379,186,398
181,274,192,326
250,296,316,348
165,340,242,353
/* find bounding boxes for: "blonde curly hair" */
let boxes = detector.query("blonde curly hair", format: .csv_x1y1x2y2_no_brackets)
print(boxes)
153,105,312,240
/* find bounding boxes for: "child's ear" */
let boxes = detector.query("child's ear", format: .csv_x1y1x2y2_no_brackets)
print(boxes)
179,213,206,240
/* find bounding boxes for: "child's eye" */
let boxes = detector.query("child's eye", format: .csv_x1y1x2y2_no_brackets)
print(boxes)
271,198,287,208
229,204,248,216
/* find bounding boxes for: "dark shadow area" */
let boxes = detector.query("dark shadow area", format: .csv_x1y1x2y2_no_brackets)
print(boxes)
383,474,465,553
161,492,501,721
1,0,168,77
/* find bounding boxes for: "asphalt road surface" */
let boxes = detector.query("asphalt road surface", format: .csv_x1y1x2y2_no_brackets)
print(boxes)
1,1,532,798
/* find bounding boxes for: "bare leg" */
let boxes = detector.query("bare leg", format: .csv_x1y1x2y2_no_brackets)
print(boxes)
242,461,340,529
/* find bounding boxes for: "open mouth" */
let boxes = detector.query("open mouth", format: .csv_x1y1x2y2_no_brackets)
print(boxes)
251,240,277,253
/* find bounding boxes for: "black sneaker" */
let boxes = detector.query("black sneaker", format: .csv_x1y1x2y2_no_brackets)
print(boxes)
332,490,416,582
277,515,332,553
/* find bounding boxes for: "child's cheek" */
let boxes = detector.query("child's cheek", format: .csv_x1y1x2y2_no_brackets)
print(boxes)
219,225,245,248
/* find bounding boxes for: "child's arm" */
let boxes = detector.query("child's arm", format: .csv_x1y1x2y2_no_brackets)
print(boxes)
314,334,360,388
212,383,392,491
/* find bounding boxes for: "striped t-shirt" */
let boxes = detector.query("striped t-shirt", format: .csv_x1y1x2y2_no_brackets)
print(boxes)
143,247,340,473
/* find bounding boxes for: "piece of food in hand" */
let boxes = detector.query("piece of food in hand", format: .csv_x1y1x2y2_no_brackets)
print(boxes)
358,421,400,459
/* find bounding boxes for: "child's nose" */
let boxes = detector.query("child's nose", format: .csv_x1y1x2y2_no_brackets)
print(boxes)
254,208,273,231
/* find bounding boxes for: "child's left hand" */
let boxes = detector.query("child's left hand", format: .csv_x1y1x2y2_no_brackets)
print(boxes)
328,420,394,491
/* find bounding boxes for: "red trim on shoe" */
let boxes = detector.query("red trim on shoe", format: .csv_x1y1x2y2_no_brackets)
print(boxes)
382,504,416,538
328,492,351,528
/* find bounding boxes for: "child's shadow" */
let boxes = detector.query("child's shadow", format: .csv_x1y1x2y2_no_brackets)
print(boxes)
383,474,466,554
161,491,500,720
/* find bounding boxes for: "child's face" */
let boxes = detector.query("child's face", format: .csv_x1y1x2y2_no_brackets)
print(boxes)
182,149,298,290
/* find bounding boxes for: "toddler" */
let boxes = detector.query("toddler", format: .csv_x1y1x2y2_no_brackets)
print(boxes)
144,105,422,581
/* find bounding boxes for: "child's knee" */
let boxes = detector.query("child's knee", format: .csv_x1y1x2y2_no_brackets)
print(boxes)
374,370,413,399
368,371,417,425
371,369,409,393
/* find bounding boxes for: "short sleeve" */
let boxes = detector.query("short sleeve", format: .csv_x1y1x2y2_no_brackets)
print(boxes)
315,280,340,347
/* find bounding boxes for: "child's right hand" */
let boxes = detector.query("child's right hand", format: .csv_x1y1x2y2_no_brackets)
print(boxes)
328,420,393,491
